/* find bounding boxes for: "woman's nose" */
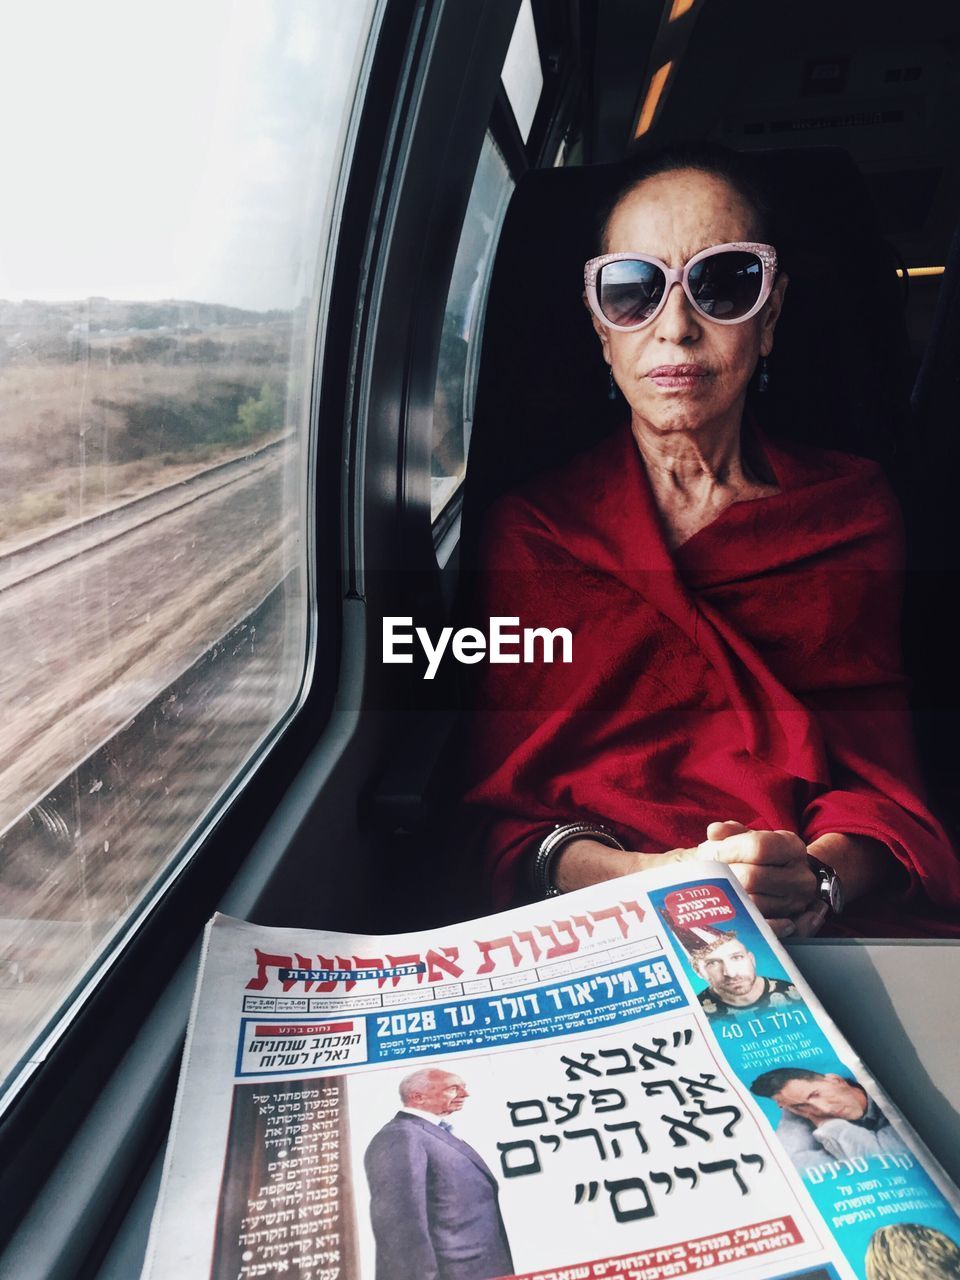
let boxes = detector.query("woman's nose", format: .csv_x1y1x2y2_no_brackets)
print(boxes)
654,280,701,342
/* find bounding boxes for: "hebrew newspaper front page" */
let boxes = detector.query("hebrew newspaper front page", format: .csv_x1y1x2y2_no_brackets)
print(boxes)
143,863,960,1280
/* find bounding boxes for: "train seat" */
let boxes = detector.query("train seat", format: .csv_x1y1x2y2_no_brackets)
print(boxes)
903,217,960,828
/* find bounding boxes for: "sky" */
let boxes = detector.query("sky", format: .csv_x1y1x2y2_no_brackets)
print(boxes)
0,0,375,311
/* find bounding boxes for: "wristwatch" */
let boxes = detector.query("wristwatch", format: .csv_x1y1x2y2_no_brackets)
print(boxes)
807,855,844,915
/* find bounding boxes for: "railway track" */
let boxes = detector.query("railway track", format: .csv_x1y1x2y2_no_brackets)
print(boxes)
0,436,299,834
0,435,290,596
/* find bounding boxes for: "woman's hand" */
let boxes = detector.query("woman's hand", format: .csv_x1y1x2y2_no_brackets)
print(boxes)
551,837,701,895
696,820,826,938
550,823,828,938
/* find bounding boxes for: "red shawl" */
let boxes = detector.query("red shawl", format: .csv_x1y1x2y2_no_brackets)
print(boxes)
463,423,960,937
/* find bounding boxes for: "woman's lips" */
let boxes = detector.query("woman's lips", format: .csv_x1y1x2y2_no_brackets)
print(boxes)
645,364,710,388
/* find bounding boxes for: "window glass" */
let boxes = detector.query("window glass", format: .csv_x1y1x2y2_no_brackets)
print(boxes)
431,134,514,522
0,0,376,1103
501,0,544,143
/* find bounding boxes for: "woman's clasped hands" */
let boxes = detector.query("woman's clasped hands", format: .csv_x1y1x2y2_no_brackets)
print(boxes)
551,822,828,936
689,819,827,938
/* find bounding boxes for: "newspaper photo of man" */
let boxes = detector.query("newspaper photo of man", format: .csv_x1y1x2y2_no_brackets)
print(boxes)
865,1223,960,1279
750,1067,904,1169
668,922,802,1020
363,1066,515,1280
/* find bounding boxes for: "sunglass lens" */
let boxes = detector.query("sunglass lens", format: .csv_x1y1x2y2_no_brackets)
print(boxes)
687,251,763,319
597,259,665,327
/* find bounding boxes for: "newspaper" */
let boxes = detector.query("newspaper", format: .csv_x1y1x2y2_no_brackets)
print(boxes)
143,863,960,1280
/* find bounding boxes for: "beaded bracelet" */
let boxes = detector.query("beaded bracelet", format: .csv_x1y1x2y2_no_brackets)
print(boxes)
531,822,625,898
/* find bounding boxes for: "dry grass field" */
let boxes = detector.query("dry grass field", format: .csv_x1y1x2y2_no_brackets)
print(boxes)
0,309,293,549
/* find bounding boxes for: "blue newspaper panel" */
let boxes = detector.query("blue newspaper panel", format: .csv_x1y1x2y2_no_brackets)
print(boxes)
649,880,960,1280
366,956,686,1064
235,955,687,1078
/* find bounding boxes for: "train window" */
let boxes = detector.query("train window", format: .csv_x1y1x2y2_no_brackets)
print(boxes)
0,0,377,1107
501,0,544,144
430,133,514,525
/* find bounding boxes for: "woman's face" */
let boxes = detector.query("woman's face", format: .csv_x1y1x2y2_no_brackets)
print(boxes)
592,167,787,443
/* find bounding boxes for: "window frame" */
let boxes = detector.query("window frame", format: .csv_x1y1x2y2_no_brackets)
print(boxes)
428,128,517,541
0,2,545,1275
425,0,582,545
0,0,403,1264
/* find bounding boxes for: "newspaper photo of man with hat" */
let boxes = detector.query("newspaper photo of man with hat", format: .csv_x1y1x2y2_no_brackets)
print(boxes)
669,921,803,1021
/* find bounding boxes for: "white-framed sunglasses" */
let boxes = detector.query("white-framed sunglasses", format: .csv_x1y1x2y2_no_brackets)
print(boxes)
584,241,778,331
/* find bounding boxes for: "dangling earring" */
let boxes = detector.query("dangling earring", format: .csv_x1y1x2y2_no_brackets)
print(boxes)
758,355,770,394
608,367,617,400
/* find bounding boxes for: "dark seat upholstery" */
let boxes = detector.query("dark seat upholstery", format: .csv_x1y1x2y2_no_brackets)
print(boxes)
460,146,913,569
903,220,960,827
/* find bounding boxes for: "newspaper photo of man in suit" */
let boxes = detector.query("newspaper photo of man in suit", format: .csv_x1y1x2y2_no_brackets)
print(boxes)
363,1066,515,1280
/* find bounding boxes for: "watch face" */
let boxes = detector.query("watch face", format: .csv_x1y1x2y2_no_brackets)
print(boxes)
828,876,845,915
809,856,843,915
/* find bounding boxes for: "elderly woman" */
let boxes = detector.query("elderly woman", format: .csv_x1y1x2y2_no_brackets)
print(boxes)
464,145,960,938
